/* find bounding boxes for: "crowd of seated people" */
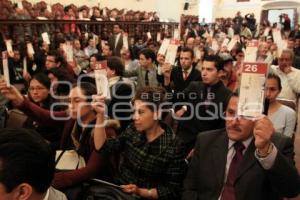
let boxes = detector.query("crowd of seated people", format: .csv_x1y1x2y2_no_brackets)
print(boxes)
0,5,299,200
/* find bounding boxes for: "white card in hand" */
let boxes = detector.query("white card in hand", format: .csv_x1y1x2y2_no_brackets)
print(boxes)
27,43,35,55
157,33,161,42
47,5,51,12
263,27,270,37
211,39,219,52
227,38,238,51
94,70,111,100
221,38,230,48
244,40,258,62
2,52,10,86
23,57,27,73
173,29,180,39
123,36,129,49
147,32,152,39
89,8,93,17
158,39,170,55
42,32,50,44
5,40,13,54
66,43,74,62
237,62,268,118
17,2,23,9
165,39,179,65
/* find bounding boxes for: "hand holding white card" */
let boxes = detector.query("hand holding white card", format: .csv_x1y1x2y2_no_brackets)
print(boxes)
27,43,35,56
2,52,10,86
23,57,27,74
94,70,110,100
5,40,13,57
42,32,50,45
221,38,230,48
165,39,179,65
65,43,74,62
158,39,170,55
157,33,161,42
173,29,180,39
123,35,129,49
237,62,268,118
147,32,152,39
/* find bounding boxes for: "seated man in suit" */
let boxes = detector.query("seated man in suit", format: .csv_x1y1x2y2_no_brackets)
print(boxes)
161,47,201,94
175,55,232,155
183,92,300,200
0,128,67,200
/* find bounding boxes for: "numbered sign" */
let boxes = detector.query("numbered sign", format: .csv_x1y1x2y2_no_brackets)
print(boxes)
237,62,268,118
165,39,180,65
2,51,10,86
244,40,259,62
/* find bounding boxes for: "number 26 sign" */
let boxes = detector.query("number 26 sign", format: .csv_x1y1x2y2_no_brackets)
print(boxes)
242,62,268,74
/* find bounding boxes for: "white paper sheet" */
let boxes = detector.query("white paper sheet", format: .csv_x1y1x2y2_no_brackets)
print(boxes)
2,52,10,86
158,39,170,55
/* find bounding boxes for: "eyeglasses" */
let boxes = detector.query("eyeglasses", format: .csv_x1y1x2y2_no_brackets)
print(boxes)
28,87,47,92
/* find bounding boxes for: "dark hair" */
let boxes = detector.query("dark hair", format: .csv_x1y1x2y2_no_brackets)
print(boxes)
47,67,74,96
0,128,55,193
64,6,72,13
267,73,282,91
180,47,194,59
133,86,166,112
107,56,125,76
203,55,224,71
29,73,51,90
47,50,65,66
139,48,156,63
72,82,97,103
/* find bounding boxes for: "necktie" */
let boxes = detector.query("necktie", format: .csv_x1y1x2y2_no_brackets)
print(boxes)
183,70,188,80
220,142,245,200
145,70,149,86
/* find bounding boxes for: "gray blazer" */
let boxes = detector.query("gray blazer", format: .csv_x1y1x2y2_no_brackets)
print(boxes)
124,64,160,90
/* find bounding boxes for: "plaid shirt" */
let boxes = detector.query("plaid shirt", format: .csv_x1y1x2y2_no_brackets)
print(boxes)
100,122,187,200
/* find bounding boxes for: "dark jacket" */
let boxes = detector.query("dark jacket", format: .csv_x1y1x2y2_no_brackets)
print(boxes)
176,81,232,151
183,129,300,200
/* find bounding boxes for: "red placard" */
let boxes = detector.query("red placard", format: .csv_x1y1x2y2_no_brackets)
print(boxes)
242,62,268,74
95,60,107,69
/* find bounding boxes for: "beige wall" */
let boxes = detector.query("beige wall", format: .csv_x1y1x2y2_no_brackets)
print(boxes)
213,0,300,23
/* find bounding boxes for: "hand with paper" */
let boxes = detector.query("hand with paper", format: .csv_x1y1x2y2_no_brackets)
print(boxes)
91,95,106,117
0,79,24,106
253,115,274,156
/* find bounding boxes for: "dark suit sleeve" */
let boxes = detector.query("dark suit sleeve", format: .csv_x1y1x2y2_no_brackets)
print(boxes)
182,136,201,200
266,137,300,198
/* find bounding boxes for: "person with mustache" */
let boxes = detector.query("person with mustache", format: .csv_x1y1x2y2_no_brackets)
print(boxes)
182,91,300,200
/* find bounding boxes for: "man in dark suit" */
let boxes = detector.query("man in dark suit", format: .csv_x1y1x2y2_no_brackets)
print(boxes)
182,92,300,200
175,55,232,155
162,47,201,94
108,24,127,57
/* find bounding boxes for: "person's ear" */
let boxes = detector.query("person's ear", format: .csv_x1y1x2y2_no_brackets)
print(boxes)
13,183,33,200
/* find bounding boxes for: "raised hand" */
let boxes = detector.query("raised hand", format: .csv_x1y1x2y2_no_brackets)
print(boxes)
0,79,24,106
253,115,274,155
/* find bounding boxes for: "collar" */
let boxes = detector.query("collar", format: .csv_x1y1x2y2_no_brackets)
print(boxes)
228,136,253,150
43,189,50,200
182,66,193,75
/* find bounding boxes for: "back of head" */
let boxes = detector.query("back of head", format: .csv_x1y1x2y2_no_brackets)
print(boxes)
0,128,55,194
